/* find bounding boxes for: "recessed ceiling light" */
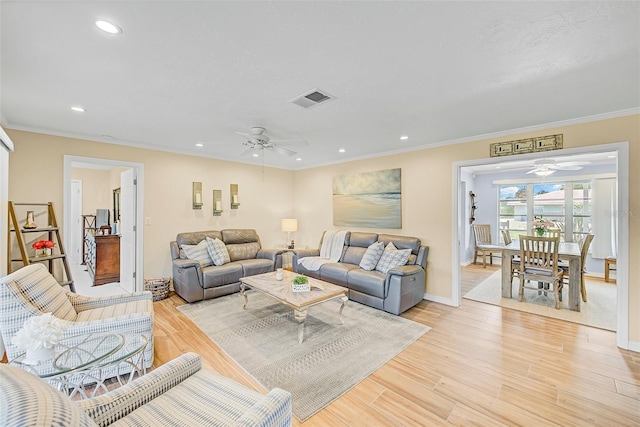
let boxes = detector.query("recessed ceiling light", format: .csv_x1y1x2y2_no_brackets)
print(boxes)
195,143,203,147
495,166,501,169
71,106,85,112
400,135,408,140
339,148,346,153
296,157,302,161
95,20,122,34
252,153,259,157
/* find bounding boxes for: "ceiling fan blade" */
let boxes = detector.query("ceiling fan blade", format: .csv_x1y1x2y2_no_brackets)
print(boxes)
235,131,252,138
269,139,308,147
239,147,257,156
553,165,583,170
556,161,591,167
525,169,538,174
269,145,297,156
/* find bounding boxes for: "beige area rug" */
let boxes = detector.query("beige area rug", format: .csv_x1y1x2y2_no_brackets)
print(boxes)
464,270,616,331
178,292,430,421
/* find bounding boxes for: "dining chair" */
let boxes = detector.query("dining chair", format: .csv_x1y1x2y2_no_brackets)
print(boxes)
530,228,562,239
500,230,519,283
559,234,594,303
548,228,562,239
472,224,504,268
518,235,564,309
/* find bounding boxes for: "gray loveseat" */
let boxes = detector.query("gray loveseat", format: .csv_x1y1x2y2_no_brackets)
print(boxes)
170,229,281,303
293,231,429,315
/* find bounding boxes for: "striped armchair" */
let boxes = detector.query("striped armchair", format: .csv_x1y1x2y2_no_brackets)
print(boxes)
1,352,292,427
0,263,154,372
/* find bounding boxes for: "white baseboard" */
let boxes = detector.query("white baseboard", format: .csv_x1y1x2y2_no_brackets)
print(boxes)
628,340,640,353
423,293,457,307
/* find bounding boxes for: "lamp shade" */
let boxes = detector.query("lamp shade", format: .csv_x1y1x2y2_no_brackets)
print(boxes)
281,219,298,232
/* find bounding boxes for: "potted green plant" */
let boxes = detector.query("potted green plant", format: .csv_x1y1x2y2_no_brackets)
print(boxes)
292,275,308,285
292,275,310,292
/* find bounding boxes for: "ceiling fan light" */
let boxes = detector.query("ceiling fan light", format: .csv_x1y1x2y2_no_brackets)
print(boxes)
96,20,122,34
534,169,555,176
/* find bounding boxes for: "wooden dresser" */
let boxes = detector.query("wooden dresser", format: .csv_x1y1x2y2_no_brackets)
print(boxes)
85,231,120,286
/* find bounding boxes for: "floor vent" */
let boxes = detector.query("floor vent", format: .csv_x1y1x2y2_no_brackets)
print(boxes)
289,88,336,109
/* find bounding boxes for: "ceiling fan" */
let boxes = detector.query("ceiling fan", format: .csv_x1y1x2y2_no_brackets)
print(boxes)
526,158,590,176
236,127,308,157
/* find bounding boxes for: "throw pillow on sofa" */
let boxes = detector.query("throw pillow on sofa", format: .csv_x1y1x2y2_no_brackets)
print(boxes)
375,245,411,274
359,241,385,271
182,240,214,267
206,237,231,266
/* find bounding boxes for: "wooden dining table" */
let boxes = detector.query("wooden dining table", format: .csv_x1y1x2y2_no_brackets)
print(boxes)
502,240,582,311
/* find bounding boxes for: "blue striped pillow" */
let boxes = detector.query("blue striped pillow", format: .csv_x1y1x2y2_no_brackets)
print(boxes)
181,240,214,267
206,237,231,266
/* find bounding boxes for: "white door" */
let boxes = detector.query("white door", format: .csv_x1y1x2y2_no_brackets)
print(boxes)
120,169,136,293
69,180,83,264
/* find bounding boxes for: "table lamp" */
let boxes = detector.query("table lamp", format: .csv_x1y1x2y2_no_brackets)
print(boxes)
282,219,298,249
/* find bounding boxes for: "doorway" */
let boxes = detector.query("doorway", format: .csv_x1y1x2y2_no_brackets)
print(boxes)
452,142,630,350
63,156,145,293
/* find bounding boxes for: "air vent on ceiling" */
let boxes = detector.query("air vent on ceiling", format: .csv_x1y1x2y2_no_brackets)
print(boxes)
289,88,336,109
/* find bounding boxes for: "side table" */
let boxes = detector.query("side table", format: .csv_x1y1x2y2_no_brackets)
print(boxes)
9,332,148,399
281,250,294,271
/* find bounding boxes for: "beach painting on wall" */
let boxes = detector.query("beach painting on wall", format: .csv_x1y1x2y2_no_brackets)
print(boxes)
333,168,401,228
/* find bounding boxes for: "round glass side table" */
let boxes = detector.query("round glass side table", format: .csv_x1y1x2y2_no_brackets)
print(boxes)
10,332,148,399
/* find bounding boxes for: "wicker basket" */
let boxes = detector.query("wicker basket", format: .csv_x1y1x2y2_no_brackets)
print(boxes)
144,278,170,301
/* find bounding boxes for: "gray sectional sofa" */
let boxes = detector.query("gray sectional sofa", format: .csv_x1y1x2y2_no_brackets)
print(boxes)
170,229,281,303
293,231,429,315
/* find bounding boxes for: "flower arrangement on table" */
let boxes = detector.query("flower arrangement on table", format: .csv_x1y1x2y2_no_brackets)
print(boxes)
32,240,55,256
12,313,67,364
532,217,555,236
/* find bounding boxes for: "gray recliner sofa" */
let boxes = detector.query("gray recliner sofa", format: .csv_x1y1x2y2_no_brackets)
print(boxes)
293,231,429,315
170,229,281,303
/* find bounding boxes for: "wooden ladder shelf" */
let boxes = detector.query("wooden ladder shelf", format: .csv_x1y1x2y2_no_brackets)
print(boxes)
7,201,75,292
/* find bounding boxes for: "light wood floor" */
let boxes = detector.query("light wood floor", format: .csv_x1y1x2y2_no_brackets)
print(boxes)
154,264,639,426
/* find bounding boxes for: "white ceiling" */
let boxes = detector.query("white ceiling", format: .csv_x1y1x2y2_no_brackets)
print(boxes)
1,1,638,170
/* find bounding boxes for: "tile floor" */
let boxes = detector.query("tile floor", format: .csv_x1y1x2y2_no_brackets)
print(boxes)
70,264,129,297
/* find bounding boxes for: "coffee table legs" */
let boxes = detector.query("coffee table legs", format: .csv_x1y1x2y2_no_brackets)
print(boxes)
240,283,248,309
240,284,348,344
294,309,308,344
295,295,348,344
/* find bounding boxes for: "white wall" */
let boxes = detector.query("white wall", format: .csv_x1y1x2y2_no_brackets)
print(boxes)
0,124,15,357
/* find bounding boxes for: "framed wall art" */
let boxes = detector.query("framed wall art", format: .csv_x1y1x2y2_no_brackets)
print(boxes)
332,168,401,229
